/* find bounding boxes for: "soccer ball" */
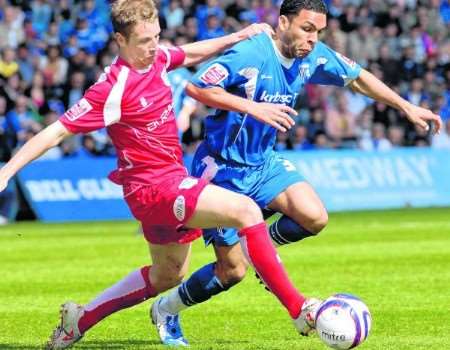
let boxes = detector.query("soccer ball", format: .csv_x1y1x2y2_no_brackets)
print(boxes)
315,293,372,349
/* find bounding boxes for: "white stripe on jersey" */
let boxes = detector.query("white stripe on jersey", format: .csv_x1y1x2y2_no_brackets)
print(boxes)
232,67,260,144
103,66,130,126
159,45,171,69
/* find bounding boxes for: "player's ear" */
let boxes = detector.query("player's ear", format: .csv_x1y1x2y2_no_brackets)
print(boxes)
279,15,290,32
115,32,127,47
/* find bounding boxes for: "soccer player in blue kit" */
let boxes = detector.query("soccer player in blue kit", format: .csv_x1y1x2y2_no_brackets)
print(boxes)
151,0,442,345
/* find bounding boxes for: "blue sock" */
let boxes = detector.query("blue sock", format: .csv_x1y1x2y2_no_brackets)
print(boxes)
262,208,276,220
269,215,313,246
178,263,227,306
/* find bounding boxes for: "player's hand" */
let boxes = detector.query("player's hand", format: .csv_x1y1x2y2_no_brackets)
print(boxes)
235,23,274,41
249,102,297,132
403,103,443,134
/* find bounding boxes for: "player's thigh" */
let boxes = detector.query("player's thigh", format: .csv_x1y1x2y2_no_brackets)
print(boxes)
148,242,192,289
186,183,262,229
251,153,304,208
268,181,328,231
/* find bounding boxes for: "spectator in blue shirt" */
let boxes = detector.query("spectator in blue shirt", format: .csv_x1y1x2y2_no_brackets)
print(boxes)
198,14,226,40
31,0,53,37
196,0,225,39
440,0,450,24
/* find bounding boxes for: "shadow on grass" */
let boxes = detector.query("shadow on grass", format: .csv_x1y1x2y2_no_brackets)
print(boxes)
0,339,252,349
0,340,158,349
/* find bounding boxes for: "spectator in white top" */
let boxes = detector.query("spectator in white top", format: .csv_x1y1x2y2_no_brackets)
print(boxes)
0,5,25,49
359,122,392,151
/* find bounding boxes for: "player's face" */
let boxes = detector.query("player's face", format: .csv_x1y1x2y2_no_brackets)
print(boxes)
117,19,161,69
278,9,327,58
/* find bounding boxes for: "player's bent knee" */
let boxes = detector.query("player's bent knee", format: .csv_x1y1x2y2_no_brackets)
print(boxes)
232,196,262,228
308,211,329,234
222,264,248,286
216,260,249,287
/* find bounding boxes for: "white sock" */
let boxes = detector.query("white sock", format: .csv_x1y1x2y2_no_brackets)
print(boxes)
84,268,150,312
159,288,189,315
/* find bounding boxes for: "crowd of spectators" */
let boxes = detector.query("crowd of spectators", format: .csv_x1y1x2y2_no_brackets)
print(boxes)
1,0,450,166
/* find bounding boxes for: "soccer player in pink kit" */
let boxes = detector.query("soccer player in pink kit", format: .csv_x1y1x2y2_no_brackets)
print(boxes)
0,0,318,348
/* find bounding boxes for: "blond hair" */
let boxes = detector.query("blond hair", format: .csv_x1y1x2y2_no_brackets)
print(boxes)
111,0,158,39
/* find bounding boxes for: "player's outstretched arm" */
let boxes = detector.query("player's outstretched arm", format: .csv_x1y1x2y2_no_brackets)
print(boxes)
180,23,273,67
349,69,443,133
186,83,296,132
0,121,72,192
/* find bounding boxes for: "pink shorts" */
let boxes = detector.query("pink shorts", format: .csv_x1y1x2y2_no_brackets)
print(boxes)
124,176,208,245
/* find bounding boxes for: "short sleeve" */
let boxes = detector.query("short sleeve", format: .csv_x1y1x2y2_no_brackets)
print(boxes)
309,42,362,87
59,83,110,134
60,64,129,133
191,35,265,90
160,45,186,72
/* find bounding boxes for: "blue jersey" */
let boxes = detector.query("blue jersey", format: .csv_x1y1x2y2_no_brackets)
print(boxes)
190,33,362,166
168,67,193,118
168,67,197,138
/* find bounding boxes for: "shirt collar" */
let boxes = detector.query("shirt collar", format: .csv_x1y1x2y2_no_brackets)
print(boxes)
115,56,153,74
269,36,295,69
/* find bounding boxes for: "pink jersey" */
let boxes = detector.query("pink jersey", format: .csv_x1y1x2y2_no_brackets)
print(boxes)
59,46,187,185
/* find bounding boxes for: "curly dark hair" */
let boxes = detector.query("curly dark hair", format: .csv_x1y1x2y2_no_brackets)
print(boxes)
280,0,328,17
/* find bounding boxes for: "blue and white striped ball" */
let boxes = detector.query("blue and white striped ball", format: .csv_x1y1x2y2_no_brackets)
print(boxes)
315,294,372,349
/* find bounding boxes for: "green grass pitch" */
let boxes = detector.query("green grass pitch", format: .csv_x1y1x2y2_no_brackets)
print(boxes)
0,208,449,349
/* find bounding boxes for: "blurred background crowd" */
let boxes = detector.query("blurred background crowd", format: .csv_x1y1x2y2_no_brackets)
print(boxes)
1,0,450,166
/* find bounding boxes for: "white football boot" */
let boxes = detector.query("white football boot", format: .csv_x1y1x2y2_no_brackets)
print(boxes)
151,298,189,347
47,302,84,349
293,298,323,336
